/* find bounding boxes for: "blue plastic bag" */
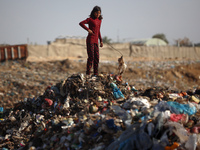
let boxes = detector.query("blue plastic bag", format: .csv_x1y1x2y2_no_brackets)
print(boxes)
167,101,196,115
110,82,124,99
113,88,125,99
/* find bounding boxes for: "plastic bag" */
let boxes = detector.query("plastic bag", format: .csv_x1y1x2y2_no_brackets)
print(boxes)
151,138,165,150
106,123,152,150
168,93,181,99
153,101,179,114
127,97,151,109
153,112,170,137
164,121,189,144
185,134,197,150
113,88,125,99
167,101,197,115
111,105,131,121
147,122,155,136
110,82,125,99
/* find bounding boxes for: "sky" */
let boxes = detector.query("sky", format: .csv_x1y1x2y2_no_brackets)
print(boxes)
0,0,200,45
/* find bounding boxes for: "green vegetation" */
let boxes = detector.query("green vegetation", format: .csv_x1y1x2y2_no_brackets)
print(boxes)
102,36,112,44
152,33,169,44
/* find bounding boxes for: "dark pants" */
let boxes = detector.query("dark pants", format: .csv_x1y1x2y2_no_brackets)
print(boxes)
86,43,99,75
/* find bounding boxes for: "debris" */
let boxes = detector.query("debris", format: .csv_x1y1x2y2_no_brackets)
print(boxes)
1,59,200,149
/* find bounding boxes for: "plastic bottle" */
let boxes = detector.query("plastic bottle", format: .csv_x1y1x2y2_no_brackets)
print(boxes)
147,122,155,136
0,107,3,121
110,82,118,89
125,82,131,90
165,142,179,150
131,86,137,92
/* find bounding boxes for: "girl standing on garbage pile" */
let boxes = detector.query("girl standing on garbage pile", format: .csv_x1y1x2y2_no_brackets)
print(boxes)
79,6,103,76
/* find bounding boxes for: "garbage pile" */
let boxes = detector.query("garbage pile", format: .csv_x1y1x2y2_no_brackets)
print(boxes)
1,73,200,150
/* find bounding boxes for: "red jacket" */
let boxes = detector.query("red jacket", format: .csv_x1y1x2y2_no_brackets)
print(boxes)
79,18,102,44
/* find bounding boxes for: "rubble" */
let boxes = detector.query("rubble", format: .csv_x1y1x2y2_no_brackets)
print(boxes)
1,59,200,149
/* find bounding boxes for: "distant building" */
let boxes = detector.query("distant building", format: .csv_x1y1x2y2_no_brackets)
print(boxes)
53,36,86,45
130,38,167,46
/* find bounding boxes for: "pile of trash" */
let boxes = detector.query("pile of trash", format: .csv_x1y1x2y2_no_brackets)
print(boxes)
1,73,200,150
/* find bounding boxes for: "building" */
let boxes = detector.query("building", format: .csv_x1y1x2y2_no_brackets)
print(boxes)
130,38,167,46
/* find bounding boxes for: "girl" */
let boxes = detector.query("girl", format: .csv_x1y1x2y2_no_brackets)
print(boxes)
79,6,103,76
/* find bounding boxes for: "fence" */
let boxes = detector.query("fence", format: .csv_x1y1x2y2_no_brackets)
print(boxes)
0,44,28,62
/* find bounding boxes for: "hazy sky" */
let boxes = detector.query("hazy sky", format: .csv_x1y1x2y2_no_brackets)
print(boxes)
0,0,199,45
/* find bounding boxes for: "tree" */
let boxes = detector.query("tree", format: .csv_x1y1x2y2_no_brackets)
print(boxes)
194,43,200,47
174,37,192,47
152,33,169,44
0,43,9,46
102,36,112,44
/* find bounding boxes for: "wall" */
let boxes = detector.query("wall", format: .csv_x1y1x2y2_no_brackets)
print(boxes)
27,42,200,62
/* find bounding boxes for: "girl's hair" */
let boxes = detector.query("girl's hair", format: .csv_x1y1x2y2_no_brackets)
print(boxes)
89,6,103,20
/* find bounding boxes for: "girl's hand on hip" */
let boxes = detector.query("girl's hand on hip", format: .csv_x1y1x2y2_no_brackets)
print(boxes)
88,29,94,35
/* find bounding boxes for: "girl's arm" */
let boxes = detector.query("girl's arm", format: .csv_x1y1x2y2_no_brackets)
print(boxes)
99,32,103,47
99,31,102,43
79,18,94,34
79,18,90,31
99,25,103,47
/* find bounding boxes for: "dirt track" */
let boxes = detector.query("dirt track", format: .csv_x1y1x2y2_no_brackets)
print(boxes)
1,58,200,109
